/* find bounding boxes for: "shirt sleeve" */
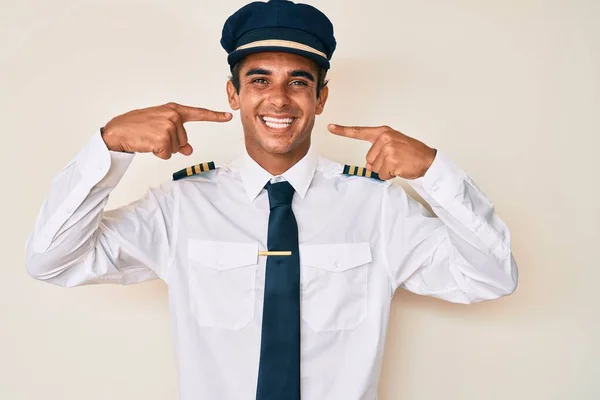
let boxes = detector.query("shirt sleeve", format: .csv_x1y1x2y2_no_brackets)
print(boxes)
24,130,176,287
381,151,518,304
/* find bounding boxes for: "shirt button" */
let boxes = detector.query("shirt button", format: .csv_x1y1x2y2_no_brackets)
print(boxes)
274,176,282,183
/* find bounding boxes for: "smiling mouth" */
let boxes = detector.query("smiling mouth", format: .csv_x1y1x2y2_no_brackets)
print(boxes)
259,115,296,130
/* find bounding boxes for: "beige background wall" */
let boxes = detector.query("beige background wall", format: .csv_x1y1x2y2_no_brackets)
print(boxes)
1,0,598,399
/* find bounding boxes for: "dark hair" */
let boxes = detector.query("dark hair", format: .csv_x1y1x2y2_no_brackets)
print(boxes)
229,59,329,98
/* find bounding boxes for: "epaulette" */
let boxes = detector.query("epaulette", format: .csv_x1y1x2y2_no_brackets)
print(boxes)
342,165,382,180
172,162,216,181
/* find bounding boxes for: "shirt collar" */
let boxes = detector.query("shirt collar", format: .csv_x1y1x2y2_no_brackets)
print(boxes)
232,147,318,202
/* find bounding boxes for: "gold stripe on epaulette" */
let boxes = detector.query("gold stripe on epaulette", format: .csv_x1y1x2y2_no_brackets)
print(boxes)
342,164,382,180
173,161,216,181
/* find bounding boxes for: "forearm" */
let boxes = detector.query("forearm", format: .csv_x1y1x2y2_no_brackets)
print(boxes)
25,130,134,285
410,152,512,260
386,152,518,303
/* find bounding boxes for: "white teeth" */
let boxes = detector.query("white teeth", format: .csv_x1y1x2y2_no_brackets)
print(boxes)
262,116,294,129
265,122,290,129
263,116,294,124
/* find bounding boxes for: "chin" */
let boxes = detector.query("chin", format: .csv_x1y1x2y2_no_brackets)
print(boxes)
253,127,299,155
257,139,295,155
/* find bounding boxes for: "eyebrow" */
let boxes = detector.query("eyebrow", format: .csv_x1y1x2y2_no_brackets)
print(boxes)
289,70,315,82
245,68,271,77
244,68,315,82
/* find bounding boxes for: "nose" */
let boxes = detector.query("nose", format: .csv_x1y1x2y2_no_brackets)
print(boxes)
268,82,290,109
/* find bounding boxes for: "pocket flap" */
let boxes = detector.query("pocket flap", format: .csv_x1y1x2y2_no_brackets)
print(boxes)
188,240,258,270
299,243,372,272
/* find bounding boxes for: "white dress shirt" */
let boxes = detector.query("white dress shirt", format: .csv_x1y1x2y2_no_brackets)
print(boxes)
25,130,518,400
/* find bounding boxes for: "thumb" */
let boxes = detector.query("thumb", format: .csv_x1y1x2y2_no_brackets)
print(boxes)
179,143,194,156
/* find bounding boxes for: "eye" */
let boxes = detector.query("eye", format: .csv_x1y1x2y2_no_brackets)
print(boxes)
252,78,268,84
290,80,308,86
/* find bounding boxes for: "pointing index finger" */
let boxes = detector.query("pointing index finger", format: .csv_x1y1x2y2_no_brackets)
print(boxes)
166,103,233,123
327,124,382,143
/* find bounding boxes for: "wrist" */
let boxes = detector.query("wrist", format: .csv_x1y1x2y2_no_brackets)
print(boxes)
419,147,437,177
100,126,126,153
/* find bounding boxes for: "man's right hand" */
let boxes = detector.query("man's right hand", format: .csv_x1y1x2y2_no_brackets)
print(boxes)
101,102,233,159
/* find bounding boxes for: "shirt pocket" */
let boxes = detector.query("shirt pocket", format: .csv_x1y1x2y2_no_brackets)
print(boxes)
187,239,258,330
300,243,371,332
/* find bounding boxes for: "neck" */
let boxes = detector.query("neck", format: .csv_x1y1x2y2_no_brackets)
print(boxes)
245,140,310,176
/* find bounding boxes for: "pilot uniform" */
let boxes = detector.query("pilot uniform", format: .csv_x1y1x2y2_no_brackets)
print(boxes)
25,1,518,399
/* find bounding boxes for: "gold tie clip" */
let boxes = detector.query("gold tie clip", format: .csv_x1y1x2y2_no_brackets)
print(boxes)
258,251,292,256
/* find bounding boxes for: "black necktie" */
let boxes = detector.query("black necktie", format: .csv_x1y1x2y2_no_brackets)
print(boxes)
256,181,301,400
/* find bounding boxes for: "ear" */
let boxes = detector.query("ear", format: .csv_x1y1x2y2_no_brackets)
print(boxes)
226,80,240,110
315,85,329,115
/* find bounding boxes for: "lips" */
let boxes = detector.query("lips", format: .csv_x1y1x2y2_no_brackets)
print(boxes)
260,115,296,130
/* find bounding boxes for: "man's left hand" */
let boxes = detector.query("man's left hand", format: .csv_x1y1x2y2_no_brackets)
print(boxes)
328,124,437,180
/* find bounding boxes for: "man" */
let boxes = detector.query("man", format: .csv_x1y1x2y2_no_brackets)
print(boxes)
25,0,518,399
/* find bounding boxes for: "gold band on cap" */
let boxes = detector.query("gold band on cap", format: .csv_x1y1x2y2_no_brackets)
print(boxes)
235,39,327,59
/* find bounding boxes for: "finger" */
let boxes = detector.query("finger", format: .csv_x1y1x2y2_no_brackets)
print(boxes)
166,103,233,123
151,123,177,157
162,108,188,148
174,119,189,152
147,131,172,160
327,124,383,143
372,152,390,180
153,147,172,160
166,123,179,154
179,143,193,156
365,134,392,165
